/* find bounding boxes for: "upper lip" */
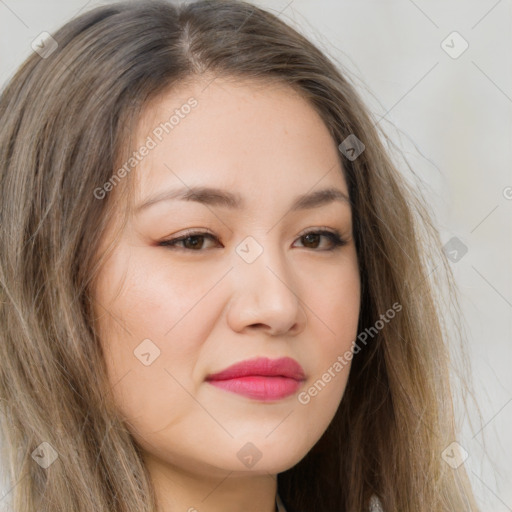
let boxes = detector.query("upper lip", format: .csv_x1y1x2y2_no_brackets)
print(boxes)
206,356,306,381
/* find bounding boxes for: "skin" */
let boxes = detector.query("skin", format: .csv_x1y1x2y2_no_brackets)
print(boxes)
92,75,361,512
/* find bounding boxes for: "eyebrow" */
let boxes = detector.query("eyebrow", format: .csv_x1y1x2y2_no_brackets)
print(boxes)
135,185,350,213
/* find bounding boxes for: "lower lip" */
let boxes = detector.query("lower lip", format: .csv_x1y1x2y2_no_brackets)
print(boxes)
207,376,303,401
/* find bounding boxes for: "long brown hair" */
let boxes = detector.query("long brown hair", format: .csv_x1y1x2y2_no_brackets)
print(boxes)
0,1,480,510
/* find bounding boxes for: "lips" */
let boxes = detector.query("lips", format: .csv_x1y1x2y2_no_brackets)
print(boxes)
206,357,306,401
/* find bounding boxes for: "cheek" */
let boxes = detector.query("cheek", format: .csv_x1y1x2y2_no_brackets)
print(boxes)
95,243,225,353
301,248,361,357
293,251,360,423
92,246,228,430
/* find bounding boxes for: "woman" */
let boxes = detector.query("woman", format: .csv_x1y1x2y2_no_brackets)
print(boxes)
0,1,479,510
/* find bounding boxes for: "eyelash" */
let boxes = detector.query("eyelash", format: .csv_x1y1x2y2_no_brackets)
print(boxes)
158,228,348,253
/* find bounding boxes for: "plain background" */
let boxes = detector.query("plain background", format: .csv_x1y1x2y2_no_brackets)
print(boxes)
1,0,511,510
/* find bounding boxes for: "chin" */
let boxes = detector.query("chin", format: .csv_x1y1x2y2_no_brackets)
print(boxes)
219,434,313,475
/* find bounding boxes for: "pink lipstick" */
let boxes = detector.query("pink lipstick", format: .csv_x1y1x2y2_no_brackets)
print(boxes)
206,356,306,401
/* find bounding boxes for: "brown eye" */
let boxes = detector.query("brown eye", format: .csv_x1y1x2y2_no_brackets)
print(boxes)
180,235,207,250
294,230,347,251
301,233,321,248
159,229,347,253
159,232,220,251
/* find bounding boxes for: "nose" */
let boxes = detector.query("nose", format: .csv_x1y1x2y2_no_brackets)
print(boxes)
226,239,307,337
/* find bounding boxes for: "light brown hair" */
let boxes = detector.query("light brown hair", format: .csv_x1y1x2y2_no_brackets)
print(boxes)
0,1,479,510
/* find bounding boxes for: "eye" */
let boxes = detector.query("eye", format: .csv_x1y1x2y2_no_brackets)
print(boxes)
293,229,348,250
158,228,348,252
158,230,219,251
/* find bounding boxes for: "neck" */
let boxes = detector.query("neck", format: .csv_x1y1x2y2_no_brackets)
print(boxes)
144,453,278,512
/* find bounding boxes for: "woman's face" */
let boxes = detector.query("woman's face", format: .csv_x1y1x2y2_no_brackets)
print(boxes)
92,76,360,479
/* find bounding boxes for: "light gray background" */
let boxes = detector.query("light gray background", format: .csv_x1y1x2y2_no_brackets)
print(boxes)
1,0,511,510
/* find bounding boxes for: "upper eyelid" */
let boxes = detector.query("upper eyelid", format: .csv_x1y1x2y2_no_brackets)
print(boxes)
160,228,347,249
166,227,341,240
169,225,343,237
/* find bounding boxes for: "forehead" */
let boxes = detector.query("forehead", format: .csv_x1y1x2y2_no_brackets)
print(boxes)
130,76,348,207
